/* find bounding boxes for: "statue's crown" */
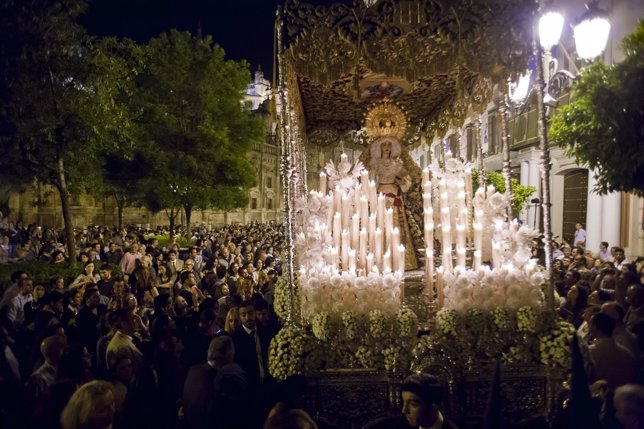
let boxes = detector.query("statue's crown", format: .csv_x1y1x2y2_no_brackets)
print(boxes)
363,98,408,142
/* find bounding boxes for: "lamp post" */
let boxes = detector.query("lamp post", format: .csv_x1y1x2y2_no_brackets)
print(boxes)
533,1,611,309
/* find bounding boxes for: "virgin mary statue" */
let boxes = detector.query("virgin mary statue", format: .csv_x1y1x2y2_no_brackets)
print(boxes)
365,135,420,270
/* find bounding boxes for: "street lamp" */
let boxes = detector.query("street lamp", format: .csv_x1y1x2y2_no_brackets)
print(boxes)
573,2,611,61
534,1,611,309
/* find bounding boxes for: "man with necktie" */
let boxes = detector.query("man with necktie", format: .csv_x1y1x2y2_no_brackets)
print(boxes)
232,300,274,425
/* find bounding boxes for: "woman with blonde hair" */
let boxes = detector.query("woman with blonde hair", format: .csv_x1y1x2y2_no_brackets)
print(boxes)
223,307,240,336
60,380,116,429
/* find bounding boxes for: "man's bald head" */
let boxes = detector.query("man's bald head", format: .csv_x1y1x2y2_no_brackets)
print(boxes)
41,335,67,366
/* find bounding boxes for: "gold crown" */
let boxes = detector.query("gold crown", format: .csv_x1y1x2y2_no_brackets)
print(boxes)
363,98,408,142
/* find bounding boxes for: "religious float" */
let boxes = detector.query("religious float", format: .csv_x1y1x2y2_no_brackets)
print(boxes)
269,1,571,427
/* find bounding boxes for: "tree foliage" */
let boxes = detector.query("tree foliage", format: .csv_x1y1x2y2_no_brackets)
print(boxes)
549,20,644,197
135,30,264,236
0,0,132,264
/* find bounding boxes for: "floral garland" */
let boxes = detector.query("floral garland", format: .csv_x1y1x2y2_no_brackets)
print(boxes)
273,275,300,323
414,308,577,370
539,321,576,368
268,325,320,381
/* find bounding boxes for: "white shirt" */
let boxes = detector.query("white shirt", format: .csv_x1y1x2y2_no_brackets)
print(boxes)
6,293,33,325
574,228,587,246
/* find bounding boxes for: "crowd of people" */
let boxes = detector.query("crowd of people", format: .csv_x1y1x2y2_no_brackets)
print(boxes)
0,216,644,428
0,221,297,429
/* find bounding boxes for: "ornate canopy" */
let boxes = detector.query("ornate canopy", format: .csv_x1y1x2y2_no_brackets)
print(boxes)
279,0,537,144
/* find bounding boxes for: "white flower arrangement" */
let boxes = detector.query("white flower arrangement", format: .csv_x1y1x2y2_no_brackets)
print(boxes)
436,309,457,335
312,312,331,341
516,306,538,333
397,307,418,338
298,267,403,319
273,275,300,321
493,307,512,331
342,311,359,340
368,310,387,339
539,321,576,368
442,263,545,312
356,345,376,368
382,346,401,371
268,325,318,381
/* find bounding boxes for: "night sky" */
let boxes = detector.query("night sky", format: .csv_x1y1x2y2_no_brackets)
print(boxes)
81,0,340,81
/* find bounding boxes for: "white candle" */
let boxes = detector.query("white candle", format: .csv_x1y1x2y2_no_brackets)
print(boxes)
385,208,394,250
333,212,341,249
360,196,369,231
423,180,432,195
422,167,430,185
473,222,482,253
319,172,327,195
426,248,434,294
348,249,356,273
334,186,342,214
375,228,383,267
368,180,377,214
398,244,405,275
424,207,433,226
331,246,339,270
368,214,376,253
456,224,466,266
360,170,369,192
342,194,351,230
456,246,466,269
326,194,334,231
377,193,385,230
359,228,367,269
391,227,400,258
464,168,473,207
422,192,432,210
473,250,482,270
351,214,360,250
366,252,374,274
340,152,348,164
441,223,452,271
341,229,349,271
383,250,392,272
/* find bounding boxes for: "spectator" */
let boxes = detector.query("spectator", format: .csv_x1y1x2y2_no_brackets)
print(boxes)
588,313,639,391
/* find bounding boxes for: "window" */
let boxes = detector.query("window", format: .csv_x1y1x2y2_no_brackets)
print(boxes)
267,198,273,210
266,177,273,188
251,198,258,210
487,111,499,155
447,134,459,157
420,155,425,168
466,125,475,162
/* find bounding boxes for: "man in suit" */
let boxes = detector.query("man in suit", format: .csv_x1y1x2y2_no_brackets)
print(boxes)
232,300,271,387
400,373,459,429
182,336,236,429
167,250,184,279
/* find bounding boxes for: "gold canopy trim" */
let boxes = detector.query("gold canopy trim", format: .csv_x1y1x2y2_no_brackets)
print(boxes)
281,0,536,142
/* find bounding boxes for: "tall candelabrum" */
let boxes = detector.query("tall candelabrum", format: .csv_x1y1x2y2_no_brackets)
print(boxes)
315,154,406,278
421,152,543,311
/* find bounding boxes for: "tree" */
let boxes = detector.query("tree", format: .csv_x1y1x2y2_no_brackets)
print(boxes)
549,21,644,197
135,30,264,237
0,0,132,264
